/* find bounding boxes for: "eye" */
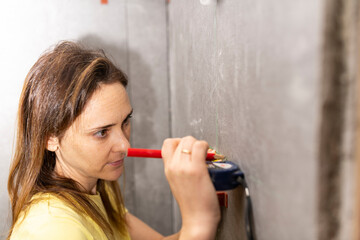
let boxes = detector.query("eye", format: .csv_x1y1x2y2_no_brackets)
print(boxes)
94,129,109,138
122,114,133,127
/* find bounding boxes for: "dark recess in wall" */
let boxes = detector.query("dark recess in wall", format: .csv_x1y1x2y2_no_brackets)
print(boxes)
318,0,347,239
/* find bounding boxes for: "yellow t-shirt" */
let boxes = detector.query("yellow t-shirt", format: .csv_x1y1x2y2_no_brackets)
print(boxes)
10,192,131,240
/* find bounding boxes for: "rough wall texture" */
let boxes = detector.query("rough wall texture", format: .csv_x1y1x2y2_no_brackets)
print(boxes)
168,0,323,239
317,0,347,239
320,0,360,239
126,0,172,235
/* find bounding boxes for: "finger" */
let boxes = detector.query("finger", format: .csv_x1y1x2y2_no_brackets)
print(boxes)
162,138,181,165
191,140,209,167
207,148,216,153
176,136,196,162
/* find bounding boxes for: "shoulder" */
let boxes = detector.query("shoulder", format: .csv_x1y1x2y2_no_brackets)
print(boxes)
11,193,93,240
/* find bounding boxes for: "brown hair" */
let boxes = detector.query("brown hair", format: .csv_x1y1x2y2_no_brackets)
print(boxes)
7,41,128,239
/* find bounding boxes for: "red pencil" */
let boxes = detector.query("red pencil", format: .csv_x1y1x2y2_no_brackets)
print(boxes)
127,148,225,160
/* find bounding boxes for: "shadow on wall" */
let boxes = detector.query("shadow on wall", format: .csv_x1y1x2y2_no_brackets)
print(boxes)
78,35,157,212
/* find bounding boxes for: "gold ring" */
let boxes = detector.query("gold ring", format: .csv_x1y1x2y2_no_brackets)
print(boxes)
181,149,192,154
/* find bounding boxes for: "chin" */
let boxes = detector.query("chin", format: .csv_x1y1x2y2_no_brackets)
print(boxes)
103,167,124,181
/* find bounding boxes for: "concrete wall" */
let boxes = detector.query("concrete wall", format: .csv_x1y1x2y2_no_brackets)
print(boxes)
125,0,172,235
0,0,171,238
168,0,358,239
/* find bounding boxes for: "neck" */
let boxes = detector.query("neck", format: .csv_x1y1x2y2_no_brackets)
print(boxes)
54,161,98,195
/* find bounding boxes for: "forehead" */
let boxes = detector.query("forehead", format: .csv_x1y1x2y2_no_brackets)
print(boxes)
75,82,132,130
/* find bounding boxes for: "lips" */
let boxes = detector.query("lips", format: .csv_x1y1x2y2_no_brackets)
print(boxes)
108,159,124,167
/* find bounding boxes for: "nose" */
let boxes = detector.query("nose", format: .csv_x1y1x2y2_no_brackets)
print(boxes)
111,128,130,154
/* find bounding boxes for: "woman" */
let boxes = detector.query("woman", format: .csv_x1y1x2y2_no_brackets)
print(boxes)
7,41,220,240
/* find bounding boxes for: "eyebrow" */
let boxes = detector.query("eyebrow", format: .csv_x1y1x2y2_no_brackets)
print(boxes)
88,108,133,132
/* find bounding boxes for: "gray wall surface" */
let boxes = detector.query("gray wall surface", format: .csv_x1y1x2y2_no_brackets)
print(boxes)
168,0,358,239
125,0,172,235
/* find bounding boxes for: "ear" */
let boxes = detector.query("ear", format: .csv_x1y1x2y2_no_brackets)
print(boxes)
46,136,59,152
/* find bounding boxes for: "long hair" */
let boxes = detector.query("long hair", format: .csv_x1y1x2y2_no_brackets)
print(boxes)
7,41,128,239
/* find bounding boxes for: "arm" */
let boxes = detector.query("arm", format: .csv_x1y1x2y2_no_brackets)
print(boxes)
126,212,180,240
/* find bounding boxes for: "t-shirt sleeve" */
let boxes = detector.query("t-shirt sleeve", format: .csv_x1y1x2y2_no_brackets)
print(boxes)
10,217,92,240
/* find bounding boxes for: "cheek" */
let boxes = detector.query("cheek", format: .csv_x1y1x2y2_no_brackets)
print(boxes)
70,141,110,171
68,141,93,162
64,137,105,164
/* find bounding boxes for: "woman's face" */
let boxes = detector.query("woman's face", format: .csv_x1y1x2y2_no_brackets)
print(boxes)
51,82,132,192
